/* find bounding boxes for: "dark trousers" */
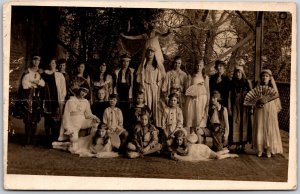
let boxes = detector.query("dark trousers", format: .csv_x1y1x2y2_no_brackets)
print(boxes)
23,109,41,145
44,114,60,145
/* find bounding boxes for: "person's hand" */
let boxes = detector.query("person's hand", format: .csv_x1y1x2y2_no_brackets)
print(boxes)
228,108,232,116
205,105,209,115
93,116,100,123
171,152,179,161
142,146,150,154
256,99,265,108
107,128,113,134
216,76,222,83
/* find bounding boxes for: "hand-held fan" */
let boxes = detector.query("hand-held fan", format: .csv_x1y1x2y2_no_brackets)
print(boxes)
243,85,279,107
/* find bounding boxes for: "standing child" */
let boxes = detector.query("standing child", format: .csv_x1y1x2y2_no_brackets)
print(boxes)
92,87,109,121
127,113,162,158
228,65,252,153
102,94,129,152
252,69,283,158
162,93,187,150
184,60,210,142
129,91,152,134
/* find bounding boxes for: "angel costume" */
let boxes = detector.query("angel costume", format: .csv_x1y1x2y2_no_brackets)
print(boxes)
136,49,166,127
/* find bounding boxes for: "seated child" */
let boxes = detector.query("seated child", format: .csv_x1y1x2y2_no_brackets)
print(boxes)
92,87,109,120
129,91,152,133
127,112,162,158
57,86,100,154
162,93,187,150
89,126,119,158
102,94,128,152
170,130,238,162
200,91,229,151
53,124,118,158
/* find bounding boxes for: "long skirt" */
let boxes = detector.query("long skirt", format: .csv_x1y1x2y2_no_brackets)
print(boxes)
184,94,208,129
144,83,161,127
252,100,283,154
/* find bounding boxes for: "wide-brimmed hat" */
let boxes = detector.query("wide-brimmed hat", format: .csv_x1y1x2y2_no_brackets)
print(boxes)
214,60,225,69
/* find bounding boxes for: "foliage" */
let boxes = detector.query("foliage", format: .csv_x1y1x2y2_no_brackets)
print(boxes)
58,8,291,82
58,7,163,76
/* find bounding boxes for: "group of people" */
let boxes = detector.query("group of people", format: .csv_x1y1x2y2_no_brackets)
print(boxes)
18,45,283,161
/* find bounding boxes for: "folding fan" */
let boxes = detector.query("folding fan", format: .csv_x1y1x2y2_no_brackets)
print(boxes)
243,85,278,107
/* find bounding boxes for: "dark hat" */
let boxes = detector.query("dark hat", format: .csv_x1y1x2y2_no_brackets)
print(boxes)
120,53,131,60
214,60,225,69
57,58,67,65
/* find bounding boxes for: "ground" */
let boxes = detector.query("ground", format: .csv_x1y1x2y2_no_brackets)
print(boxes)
6,118,289,182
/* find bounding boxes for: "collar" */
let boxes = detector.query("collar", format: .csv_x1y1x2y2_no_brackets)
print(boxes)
45,69,58,74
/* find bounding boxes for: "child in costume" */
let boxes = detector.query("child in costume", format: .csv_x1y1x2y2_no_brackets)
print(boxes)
162,93,187,150
126,112,162,158
170,130,238,162
252,69,283,158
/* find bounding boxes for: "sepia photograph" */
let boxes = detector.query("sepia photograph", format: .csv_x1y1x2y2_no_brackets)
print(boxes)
3,1,297,190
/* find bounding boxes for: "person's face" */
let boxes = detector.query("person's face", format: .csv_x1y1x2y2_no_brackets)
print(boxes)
49,60,56,70
174,59,182,70
79,90,88,99
235,70,243,80
196,61,204,73
99,129,107,137
176,136,184,146
32,58,40,67
216,65,225,75
60,63,66,72
97,89,106,101
122,59,130,69
143,22,149,30
78,64,85,73
99,64,107,73
261,73,271,85
169,97,178,107
109,98,117,107
140,115,149,127
147,49,155,59
211,97,218,105
136,94,144,105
